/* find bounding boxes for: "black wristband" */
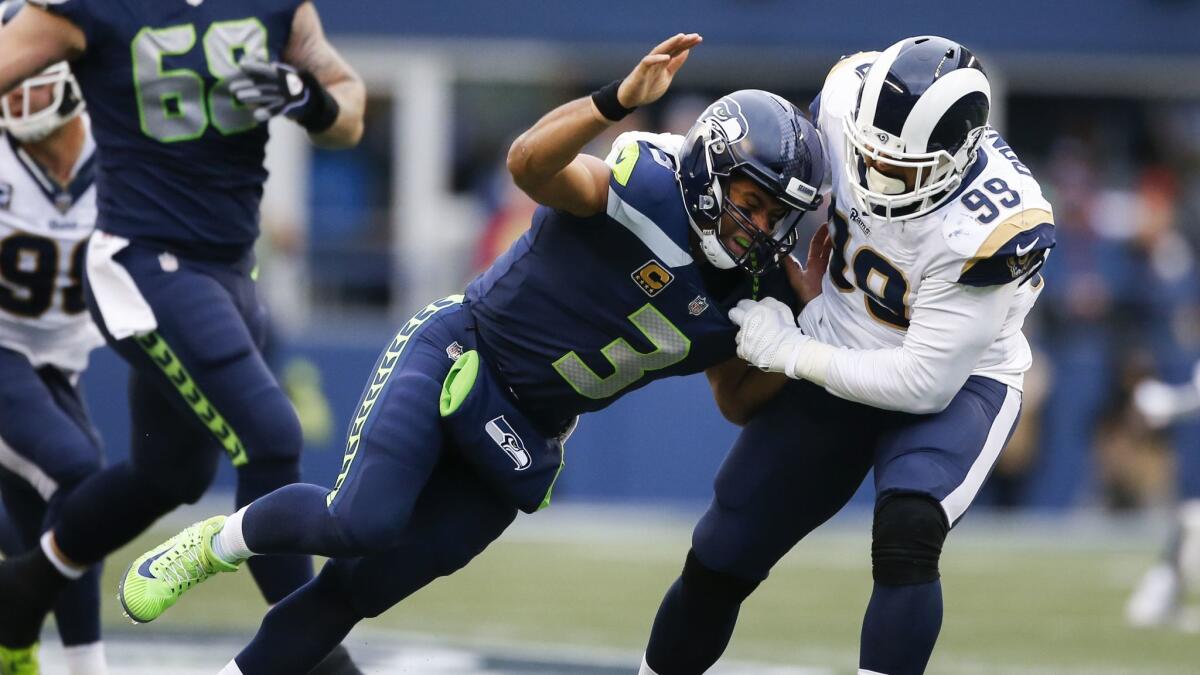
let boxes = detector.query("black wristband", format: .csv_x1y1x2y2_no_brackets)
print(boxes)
590,79,637,122
295,70,341,134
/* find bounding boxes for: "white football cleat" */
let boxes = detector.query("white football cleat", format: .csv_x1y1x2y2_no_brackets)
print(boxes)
1126,563,1182,628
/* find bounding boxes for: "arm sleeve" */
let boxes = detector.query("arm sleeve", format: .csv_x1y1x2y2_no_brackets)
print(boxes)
820,277,1017,414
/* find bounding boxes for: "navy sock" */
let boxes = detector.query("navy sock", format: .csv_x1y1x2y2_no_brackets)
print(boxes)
53,463,177,565
235,564,362,675
242,483,359,557
53,562,102,647
859,580,943,675
644,552,756,675
236,461,314,604
0,547,63,647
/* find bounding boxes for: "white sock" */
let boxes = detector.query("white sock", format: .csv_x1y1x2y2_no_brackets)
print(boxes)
210,507,254,564
218,660,244,675
40,532,86,580
63,642,108,675
638,655,661,675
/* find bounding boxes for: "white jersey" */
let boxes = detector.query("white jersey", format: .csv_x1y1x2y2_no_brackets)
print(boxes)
799,53,1054,411
0,117,102,373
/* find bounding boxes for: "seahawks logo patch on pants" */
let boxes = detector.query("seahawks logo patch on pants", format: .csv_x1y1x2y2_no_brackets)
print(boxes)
440,349,566,513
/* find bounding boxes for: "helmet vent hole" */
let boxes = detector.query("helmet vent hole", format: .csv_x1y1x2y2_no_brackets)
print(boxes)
915,37,929,44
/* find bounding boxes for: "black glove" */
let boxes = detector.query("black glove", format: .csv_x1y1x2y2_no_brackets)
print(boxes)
230,61,340,133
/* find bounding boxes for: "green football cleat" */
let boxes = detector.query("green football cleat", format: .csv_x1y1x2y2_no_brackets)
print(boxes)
118,515,239,624
0,643,39,675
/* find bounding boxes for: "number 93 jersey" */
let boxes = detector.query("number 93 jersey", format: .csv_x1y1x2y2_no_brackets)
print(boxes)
0,124,102,373
807,52,1055,390
29,0,304,258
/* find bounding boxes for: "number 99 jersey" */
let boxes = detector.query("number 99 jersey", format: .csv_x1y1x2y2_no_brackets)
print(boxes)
0,124,102,373
806,51,1056,391
29,0,303,258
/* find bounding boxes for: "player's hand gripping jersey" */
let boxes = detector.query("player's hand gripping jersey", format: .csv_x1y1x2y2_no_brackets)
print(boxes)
29,0,304,258
800,52,1055,411
0,121,101,372
467,132,793,428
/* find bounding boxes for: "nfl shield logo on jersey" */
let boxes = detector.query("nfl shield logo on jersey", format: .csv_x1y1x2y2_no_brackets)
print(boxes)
485,416,531,470
688,295,710,316
0,181,11,210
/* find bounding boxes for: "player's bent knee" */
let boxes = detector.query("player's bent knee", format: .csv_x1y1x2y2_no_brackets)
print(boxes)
135,458,218,506
681,549,761,605
871,494,949,586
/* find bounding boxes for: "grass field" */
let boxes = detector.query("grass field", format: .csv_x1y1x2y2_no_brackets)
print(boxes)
75,502,1200,674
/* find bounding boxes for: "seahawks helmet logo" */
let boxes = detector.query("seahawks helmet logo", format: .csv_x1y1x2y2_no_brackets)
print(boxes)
703,97,749,144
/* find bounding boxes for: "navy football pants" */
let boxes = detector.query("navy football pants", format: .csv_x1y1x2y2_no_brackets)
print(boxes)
57,238,310,602
694,376,1020,580
646,376,1020,674
230,298,519,674
0,347,103,646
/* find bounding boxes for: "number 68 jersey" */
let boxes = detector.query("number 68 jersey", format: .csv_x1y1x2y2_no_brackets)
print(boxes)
0,125,103,373
803,52,1056,392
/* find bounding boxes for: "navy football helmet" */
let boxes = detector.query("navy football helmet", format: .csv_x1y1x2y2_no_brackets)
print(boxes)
0,0,84,143
677,89,825,276
844,36,990,221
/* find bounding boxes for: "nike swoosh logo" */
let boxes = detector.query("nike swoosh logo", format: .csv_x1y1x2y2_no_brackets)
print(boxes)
137,550,169,579
1015,237,1040,257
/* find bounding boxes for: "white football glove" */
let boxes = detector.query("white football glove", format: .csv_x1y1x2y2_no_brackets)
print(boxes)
728,297,810,375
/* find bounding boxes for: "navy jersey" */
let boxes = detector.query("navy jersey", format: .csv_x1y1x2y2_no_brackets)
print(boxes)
466,136,793,426
31,0,302,259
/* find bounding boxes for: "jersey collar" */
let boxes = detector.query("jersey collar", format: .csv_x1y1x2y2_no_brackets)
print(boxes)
6,131,96,215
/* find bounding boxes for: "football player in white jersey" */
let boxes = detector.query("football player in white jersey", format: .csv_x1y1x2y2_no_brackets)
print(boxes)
640,37,1055,675
0,2,107,672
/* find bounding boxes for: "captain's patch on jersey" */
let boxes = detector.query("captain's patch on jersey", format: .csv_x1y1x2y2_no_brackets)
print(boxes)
632,260,674,297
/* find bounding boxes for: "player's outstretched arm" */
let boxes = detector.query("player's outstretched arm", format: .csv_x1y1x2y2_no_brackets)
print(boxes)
731,279,1017,414
507,32,701,217
705,358,787,426
279,1,365,148
0,4,83,97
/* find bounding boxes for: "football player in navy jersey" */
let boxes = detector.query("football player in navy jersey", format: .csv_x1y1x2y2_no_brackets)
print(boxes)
0,1,365,672
117,33,830,674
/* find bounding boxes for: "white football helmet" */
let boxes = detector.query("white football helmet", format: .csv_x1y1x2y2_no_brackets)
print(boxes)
0,0,84,143
844,36,991,222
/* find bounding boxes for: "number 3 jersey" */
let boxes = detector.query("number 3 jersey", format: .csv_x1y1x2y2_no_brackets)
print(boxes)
30,0,303,259
802,52,1055,401
0,125,102,372
466,132,794,427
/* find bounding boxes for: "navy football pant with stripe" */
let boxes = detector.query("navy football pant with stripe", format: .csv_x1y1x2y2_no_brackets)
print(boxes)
0,347,103,646
230,299,518,674
646,376,1021,675
54,239,310,602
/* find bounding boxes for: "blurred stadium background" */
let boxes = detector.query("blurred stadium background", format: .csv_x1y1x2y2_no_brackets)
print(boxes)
42,0,1200,671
